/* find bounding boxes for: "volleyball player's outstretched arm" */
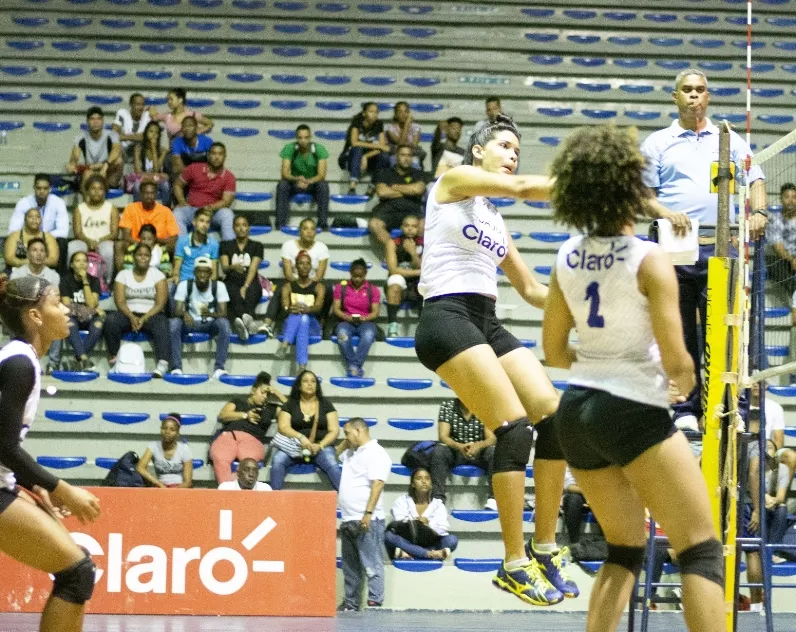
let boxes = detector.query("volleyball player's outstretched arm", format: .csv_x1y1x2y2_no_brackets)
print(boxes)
500,238,548,309
541,270,577,369
437,166,552,204
0,355,60,493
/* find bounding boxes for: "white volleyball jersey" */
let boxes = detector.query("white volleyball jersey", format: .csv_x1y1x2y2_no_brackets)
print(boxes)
555,235,669,408
419,178,508,300
0,340,41,491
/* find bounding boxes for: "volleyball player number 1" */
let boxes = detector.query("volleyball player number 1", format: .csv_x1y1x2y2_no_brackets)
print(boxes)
585,282,605,328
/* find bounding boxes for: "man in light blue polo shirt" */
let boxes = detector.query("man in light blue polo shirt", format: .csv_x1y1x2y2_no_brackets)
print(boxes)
641,69,768,428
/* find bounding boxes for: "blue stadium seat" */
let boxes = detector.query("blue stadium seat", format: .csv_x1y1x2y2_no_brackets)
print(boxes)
649,37,684,47
160,413,205,425
227,73,264,84
488,197,515,208
91,69,127,80
692,39,725,48
687,15,719,24
187,21,222,31
509,231,522,240
0,65,36,76
318,0,349,8
749,63,775,73
523,8,554,17
185,45,220,55
287,463,316,475
525,33,559,43
329,377,376,389
609,36,642,46
537,107,573,117
539,137,562,146
614,59,647,68
0,92,31,102
231,333,268,345
657,60,690,70
150,0,180,5
577,82,611,92
362,76,397,86
164,373,209,386
224,99,261,110
86,95,122,105
452,464,484,477
455,559,502,573
737,41,765,50
137,70,172,81
230,22,265,33
107,373,153,385
521,340,537,349
359,27,393,37
405,77,440,88
533,80,567,91
568,35,600,45
274,24,308,34
331,194,369,204
45,410,92,423
271,99,307,111
182,72,217,82
274,1,308,8
234,0,266,7
140,44,176,55
385,337,416,349
604,11,637,21
625,111,661,121
52,42,87,52
8,41,45,51
752,88,785,98
573,57,607,67
387,378,432,390
50,370,97,382
316,75,351,86
236,192,272,202
564,9,596,19
529,232,570,243
715,113,747,124
14,17,49,27
727,16,755,25
229,45,265,56
768,17,796,27
37,456,86,469
774,41,796,51
95,457,118,469
583,109,618,119
58,17,92,27
401,5,432,14
529,55,563,66
361,50,395,60
101,19,136,29
393,560,443,572
291,193,313,203
411,103,443,113
403,50,437,61
767,346,789,357
315,130,347,141
451,511,497,523
524,201,551,209
759,114,795,125
330,227,368,238
186,98,215,108
552,380,568,390
316,48,351,58
392,464,411,476
122,332,150,343
316,101,352,111
221,127,260,138
144,19,178,30
620,84,654,94
387,418,434,431
330,261,372,271
41,93,78,104
360,3,392,12
403,27,436,38
96,43,132,53
219,374,257,387
699,61,733,71
317,25,350,36
102,412,150,425
0,122,24,131
534,266,552,276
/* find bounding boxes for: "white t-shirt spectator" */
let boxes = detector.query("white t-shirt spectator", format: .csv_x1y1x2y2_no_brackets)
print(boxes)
764,397,785,441
9,194,69,238
10,264,60,285
174,279,230,322
280,239,329,280
390,493,450,536
339,439,391,521
113,107,151,152
73,129,120,165
148,440,192,486
218,480,272,491
115,267,166,313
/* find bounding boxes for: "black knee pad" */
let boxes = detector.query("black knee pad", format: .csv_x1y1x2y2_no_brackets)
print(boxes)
606,543,645,577
677,538,724,588
533,415,564,461
52,553,96,605
493,417,533,473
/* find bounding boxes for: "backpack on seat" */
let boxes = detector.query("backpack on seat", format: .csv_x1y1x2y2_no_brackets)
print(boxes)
400,440,438,472
111,342,146,373
103,451,144,487
85,251,108,294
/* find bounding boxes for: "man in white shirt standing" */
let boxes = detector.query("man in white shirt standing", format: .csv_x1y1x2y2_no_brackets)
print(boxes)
218,458,271,491
336,418,391,612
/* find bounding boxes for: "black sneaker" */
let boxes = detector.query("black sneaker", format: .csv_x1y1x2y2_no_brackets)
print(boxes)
366,600,382,607
337,602,358,612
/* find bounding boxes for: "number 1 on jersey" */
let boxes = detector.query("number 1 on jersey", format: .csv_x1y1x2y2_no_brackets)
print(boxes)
585,281,605,328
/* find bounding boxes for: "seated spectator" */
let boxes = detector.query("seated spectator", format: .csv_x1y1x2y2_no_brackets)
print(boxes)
260,217,330,337
112,92,150,167
339,102,390,195
385,467,457,560
336,417,391,611
218,458,272,491
116,180,180,270
5,208,60,270
10,237,61,373
471,96,503,139
66,106,123,191
220,215,264,342
173,142,236,242
385,214,423,337
333,259,381,377
68,174,119,287
60,251,104,371
171,115,213,181
123,224,172,276
136,414,193,488
9,174,69,261
148,87,213,146
385,102,425,169
131,121,170,203
211,371,287,483
768,183,796,307
368,145,426,248
172,208,219,284
748,382,796,496
431,117,465,177
276,252,325,374
270,370,341,490
103,242,170,378
429,398,496,509
169,257,231,380
275,125,330,231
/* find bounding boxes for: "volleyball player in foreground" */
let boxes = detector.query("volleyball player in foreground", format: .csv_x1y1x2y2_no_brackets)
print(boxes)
0,275,101,632
414,114,577,605
543,125,725,631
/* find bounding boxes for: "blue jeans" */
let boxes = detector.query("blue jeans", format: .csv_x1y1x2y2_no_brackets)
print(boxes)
335,321,377,369
347,147,390,183
269,445,341,490
275,179,330,229
384,531,458,560
173,205,235,241
67,314,104,359
169,317,231,371
282,313,321,366
341,518,386,608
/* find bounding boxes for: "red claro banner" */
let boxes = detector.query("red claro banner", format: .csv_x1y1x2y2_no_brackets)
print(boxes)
0,489,337,617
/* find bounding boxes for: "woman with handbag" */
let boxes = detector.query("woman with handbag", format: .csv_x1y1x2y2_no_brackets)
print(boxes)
131,121,171,204
385,468,458,560
60,251,105,371
269,370,341,490
4,207,60,271
68,175,118,287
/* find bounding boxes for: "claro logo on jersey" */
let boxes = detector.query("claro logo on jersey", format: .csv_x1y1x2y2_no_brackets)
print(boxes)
566,241,628,270
462,221,506,258
70,510,283,596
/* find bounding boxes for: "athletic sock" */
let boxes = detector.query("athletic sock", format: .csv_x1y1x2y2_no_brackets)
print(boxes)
387,304,399,322
532,539,559,554
505,557,530,571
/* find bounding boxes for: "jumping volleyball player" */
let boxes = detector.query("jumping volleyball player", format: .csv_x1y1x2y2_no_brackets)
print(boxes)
0,275,101,632
543,125,725,632
414,114,577,605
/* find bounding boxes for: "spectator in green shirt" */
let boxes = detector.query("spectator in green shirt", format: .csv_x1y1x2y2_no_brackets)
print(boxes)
275,125,330,231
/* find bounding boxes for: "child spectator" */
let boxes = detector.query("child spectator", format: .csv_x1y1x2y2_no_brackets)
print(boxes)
275,125,330,230
339,102,390,195
431,117,465,177
131,121,170,203
66,106,123,191
68,174,119,287
211,371,287,483
113,93,150,166
220,215,264,342
385,102,425,169
384,214,423,337
172,208,219,283
136,414,193,488
103,242,171,377
61,251,104,371
116,180,180,270
368,145,426,248
123,224,172,276
5,208,60,271
336,418,391,611
276,252,325,373
218,458,272,491
270,370,341,490
171,115,213,181
169,257,231,380
333,259,381,377
429,399,496,509
385,467,458,560
173,143,235,241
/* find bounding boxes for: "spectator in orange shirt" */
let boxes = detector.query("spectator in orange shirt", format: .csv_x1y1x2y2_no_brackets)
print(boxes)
116,180,180,269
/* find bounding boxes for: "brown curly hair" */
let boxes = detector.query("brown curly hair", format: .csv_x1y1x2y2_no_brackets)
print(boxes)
550,125,650,237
